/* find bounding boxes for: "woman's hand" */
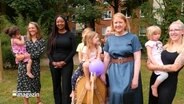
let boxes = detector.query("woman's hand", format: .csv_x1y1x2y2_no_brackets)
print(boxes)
24,53,30,58
52,62,58,68
15,54,25,62
146,59,156,71
58,61,66,68
100,73,106,84
131,78,138,89
52,61,66,68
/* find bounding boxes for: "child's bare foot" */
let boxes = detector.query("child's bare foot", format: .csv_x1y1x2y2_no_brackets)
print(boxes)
85,81,91,90
70,91,75,104
70,91,75,98
26,72,34,78
151,85,158,97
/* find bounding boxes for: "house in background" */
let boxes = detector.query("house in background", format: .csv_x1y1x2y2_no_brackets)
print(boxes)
95,0,145,37
95,6,114,36
68,0,148,38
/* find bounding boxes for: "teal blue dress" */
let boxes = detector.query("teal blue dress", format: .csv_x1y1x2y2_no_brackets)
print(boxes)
103,32,143,104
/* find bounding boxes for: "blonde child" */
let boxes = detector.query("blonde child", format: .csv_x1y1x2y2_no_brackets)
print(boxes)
145,25,168,97
82,31,102,90
101,26,113,44
104,26,113,36
70,27,92,103
5,26,34,78
76,28,93,62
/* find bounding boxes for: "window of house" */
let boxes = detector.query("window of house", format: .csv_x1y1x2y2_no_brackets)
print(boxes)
123,9,131,18
102,27,107,36
139,26,146,36
75,23,84,31
121,2,131,18
102,11,112,20
71,15,75,22
140,9,145,18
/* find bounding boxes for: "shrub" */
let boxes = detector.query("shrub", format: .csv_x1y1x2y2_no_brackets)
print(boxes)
0,14,50,69
0,15,27,69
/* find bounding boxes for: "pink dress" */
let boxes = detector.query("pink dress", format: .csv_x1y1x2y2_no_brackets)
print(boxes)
11,39,30,64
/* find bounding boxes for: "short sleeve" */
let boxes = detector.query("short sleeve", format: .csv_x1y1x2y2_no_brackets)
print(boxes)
145,40,155,48
103,38,109,53
132,35,142,52
82,46,87,54
98,46,102,53
76,43,84,52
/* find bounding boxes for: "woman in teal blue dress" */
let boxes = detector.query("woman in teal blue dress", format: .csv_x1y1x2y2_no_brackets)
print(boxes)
103,13,143,104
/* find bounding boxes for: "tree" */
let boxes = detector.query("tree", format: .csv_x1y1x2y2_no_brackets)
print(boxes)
105,0,147,14
105,0,119,13
2,0,76,32
140,0,184,43
0,40,3,81
73,0,106,30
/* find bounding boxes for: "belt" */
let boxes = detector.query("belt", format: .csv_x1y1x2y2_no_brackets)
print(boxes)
110,56,134,64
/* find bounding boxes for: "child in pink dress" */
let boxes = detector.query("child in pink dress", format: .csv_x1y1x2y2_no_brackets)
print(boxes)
5,26,34,78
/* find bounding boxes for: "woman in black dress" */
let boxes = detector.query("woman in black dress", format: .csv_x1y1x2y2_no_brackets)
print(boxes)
47,15,77,104
147,20,184,104
15,22,46,104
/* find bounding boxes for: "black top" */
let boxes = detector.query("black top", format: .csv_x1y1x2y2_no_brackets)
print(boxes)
48,31,77,63
149,50,181,104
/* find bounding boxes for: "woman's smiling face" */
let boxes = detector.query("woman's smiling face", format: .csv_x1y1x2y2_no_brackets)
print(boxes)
28,23,38,36
56,17,65,30
169,23,183,42
113,16,126,34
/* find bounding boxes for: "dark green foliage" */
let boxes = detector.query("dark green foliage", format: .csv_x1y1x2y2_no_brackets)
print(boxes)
0,15,26,69
0,31,16,69
0,15,48,69
140,0,184,44
139,36,148,54
73,0,106,29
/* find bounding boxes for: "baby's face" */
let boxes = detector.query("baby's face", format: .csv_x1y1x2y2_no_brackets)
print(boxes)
106,30,111,35
105,27,112,36
15,31,21,39
151,32,161,41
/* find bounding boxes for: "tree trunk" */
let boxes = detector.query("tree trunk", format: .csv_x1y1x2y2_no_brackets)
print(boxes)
0,1,6,14
0,40,3,82
89,19,95,31
114,0,119,13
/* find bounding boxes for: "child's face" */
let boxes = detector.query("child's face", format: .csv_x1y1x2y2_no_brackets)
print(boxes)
151,32,161,41
92,34,99,45
105,27,112,35
14,31,21,39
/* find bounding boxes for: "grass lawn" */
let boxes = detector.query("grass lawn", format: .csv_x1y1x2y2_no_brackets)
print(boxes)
0,59,184,104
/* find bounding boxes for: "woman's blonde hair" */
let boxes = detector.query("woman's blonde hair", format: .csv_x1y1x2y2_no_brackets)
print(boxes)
27,22,42,40
146,25,161,40
111,13,130,32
